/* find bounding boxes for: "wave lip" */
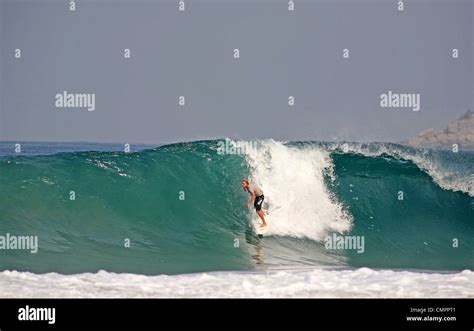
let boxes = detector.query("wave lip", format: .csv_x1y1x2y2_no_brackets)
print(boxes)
324,141,474,197
0,268,472,298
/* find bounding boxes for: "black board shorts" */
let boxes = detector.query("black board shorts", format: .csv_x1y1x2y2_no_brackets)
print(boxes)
254,194,264,212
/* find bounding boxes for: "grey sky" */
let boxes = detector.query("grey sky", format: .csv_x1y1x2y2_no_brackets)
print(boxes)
1,0,472,144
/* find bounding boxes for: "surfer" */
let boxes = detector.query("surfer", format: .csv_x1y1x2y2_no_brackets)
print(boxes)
241,179,267,228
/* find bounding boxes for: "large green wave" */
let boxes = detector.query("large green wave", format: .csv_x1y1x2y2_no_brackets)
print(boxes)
0,140,472,274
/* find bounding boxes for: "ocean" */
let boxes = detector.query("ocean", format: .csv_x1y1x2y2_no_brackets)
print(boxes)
0,139,473,297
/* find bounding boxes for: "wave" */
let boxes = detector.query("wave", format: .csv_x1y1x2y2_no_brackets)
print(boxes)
0,139,472,275
320,141,474,197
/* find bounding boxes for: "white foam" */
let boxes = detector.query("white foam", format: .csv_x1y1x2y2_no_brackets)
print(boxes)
237,140,352,241
0,268,471,298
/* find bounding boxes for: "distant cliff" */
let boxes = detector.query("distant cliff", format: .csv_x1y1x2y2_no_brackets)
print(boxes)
402,110,474,150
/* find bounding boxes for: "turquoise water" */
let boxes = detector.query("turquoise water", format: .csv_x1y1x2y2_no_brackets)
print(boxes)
0,140,472,274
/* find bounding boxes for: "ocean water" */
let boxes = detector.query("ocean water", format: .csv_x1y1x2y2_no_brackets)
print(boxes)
0,139,472,297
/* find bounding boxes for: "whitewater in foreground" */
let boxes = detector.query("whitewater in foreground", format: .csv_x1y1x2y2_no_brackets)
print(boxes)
1,268,472,298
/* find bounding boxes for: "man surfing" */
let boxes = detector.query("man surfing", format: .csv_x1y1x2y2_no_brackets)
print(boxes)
241,179,267,228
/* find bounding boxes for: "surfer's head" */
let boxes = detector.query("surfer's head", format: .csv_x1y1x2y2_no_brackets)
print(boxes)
241,179,249,190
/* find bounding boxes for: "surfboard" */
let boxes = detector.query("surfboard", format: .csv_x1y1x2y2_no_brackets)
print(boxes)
251,218,269,236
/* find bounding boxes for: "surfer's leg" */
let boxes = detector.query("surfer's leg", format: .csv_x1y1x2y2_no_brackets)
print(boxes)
256,210,267,227
254,195,267,227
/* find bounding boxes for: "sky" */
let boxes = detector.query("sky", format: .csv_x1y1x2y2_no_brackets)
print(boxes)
0,0,472,144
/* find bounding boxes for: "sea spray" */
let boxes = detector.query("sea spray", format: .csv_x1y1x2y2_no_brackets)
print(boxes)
238,139,352,240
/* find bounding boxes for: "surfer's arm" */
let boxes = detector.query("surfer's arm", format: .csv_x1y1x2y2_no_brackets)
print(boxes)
246,193,255,208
